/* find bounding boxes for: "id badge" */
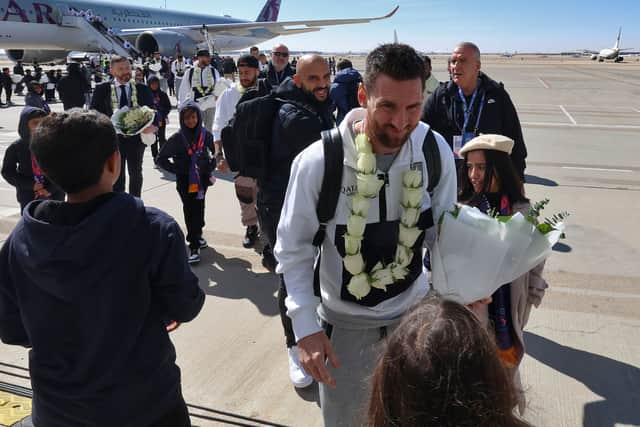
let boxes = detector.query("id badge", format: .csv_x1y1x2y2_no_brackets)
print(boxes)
453,135,463,158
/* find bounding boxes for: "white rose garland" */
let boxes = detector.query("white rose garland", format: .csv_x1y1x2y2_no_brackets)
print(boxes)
111,80,139,113
344,133,425,300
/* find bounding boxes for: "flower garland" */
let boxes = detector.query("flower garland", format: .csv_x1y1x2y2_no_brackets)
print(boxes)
111,80,139,113
191,65,215,97
344,133,425,300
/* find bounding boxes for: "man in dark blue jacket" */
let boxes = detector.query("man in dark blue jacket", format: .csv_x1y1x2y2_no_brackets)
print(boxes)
258,54,334,389
329,59,362,125
90,55,154,197
0,109,204,427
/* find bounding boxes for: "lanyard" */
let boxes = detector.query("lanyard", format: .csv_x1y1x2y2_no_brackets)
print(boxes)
456,83,485,134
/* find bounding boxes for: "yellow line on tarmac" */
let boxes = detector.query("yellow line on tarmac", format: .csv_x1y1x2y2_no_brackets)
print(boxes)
0,390,31,426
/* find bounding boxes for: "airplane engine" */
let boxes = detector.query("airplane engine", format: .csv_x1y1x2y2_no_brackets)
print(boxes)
6,49,68,65
591,54,598,60
615,56,624,63
135,31,198,58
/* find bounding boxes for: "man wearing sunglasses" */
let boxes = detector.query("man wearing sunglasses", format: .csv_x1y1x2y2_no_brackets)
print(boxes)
260,44,296,87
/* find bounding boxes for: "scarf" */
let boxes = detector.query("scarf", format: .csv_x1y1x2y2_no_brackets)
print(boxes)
477,192,519,368
31,153,48,199
152,92,166,126
182,128,205,200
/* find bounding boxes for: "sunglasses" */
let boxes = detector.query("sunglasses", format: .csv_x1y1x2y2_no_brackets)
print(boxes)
273,52,289,58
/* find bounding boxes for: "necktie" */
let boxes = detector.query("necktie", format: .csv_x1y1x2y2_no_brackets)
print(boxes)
119,85,128,108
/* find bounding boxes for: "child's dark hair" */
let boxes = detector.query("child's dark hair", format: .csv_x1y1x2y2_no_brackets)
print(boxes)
367,296,530,427
458,149,529,205
364,43,426,92
30,109,118,194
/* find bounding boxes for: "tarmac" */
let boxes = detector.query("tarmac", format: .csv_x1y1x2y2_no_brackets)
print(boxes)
0,56,639,427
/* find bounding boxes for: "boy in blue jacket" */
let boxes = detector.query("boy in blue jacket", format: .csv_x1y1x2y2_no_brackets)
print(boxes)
0,109,205,427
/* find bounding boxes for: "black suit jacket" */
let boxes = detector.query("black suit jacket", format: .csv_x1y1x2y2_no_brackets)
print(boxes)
90,81,154,118
90,81,154,142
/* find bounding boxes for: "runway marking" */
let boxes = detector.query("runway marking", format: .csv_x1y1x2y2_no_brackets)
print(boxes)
521,121,640,130
537,77,550,89
561,166,633,173
552,287,640,300
558,105,577,125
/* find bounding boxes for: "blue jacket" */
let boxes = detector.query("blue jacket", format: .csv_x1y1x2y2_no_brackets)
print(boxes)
0,192,204,426
329,67,362,125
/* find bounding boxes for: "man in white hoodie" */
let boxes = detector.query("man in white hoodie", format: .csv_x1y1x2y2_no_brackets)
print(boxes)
275,44,457,426
212,55,265,249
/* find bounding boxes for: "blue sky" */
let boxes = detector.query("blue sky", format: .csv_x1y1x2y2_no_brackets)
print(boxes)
3,0,638,53
149,0,640,53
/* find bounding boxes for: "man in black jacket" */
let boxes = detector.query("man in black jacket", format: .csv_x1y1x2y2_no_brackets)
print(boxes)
90,55,154,197
422,42,527,180
57,63,91,110
257,54,334,389
259,44,295,87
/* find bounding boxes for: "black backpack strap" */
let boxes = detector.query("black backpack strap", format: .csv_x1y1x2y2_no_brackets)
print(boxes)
312,128,344,247
422,128,441,196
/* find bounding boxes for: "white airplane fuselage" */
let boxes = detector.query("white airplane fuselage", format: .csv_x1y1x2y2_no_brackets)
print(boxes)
0,0,277,53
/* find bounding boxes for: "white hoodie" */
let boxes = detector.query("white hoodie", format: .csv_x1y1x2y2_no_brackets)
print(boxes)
275,108,457,341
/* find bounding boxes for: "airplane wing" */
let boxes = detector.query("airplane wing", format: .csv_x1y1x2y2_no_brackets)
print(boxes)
120,6,398,37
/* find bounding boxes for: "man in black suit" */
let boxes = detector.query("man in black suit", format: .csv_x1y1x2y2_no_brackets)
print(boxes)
91,55,154,197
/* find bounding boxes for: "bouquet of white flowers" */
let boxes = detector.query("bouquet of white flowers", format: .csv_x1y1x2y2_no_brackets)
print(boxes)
431,201,567,304
112,105,156,138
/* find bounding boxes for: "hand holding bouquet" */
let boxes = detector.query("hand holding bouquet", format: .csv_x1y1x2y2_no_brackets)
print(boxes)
431,201,567,304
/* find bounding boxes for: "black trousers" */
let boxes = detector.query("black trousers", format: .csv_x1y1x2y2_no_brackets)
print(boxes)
114,136,146,197
257,199,296,348
177,177,207,250
148,397,191,427
151,124,167,159
1,85,11,103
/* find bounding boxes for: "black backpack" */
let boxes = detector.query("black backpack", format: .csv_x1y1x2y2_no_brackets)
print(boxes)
220,79,273,175
312,127,442,247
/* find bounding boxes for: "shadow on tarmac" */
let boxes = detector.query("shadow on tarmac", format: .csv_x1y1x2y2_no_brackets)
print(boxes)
524,332,640,427
552,242,572,253
187,403,288,427
525,174,558,187
294,381,321,407
192,246,280,317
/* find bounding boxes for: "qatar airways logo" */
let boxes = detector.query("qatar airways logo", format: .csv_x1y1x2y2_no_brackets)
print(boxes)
1,0,56,23
260,0,280,22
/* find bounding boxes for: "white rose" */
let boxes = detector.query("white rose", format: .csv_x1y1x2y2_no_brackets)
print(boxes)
355,134,373,154
401,187,424,209
357,174,384,198
390,263,409,281
351,195,371,217
343,254,365,275
401,208,421,227
371,267,394,290
344,234,362,255
357,152,377,175
347,214,367,237
347,273,371,300
403,169,423,188
398,224,423,247
394,244,414,268
371,261,384,272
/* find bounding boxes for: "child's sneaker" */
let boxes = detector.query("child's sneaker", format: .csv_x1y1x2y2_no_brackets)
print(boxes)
198,238,208,249
188,248,200,264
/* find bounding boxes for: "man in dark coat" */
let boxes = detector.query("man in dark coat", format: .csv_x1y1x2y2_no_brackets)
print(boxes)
57,63,91,110
259,44,295,87
90,55,154,197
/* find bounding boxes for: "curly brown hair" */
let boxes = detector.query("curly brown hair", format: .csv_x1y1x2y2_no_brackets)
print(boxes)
367,296,530,427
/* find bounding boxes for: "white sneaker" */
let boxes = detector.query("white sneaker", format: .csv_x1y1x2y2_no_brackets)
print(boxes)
288,346,313,388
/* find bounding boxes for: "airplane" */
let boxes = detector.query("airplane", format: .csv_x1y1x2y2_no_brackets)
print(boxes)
587,27,633,62
0,0,399,63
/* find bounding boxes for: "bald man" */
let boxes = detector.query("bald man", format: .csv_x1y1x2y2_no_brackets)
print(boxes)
259,43,296,86
257,54,334,388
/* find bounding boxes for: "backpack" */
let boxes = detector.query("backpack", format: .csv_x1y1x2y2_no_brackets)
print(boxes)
220,79,273,175
311,127,442,297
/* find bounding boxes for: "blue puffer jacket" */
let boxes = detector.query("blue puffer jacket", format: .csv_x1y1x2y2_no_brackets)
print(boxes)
329,67,362,125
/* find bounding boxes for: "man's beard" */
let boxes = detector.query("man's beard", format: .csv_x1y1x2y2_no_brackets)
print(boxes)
370,119,416,150
241,77,257,89
303,86,329,103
